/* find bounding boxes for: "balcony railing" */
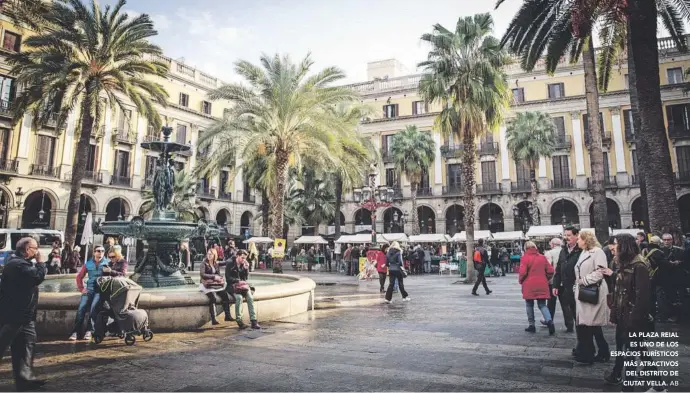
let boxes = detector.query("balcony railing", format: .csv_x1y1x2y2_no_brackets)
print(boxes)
440,144,464,158
142,134,159,143
197,186,215,199
442,185,464,196
554,135,572,150
584,129,612,145
510,181,532,193
476,183,502,195
113,128,137,144
110,175,132,187
0,100,12,118
30,164,59,178
219,191,232,200
677,171,690,184
0,159,19,173
43,113,58,128
417,187,432,197
550,178,574,190
477,142,499,156
392,187,403,200
588,176,618,189
243,194,256,203
64,170,102,183
668,122,690,139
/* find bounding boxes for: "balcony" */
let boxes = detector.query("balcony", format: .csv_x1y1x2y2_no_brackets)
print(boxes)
442,185,464,196
440,144,464,158
113,128,137,144
0,100,12,118
584,129,612,146
197,185,215,199
381,150,394,163
0,159,19,173
510,181,532,193
550,178,574,190
477,142,499,156
30,164,59,178
677,171,690,185
588,176,618,189
110,175,132,187
219,191,232,200
64,170,102,183
392,187,403,200
243,193,256,203
554,135,572,150
476,183,502,195
667,122,690,140
417,187,432,197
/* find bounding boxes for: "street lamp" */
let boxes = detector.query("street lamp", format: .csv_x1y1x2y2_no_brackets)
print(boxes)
353,164,396,247
38,191,46,221
15,187,25,208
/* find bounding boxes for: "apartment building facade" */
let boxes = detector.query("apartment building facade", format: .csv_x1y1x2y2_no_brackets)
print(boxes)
326,37,690,237
0,17,260,241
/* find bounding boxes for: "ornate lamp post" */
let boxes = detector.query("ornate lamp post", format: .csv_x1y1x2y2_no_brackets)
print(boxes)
14,187,25,228
353,164,395,247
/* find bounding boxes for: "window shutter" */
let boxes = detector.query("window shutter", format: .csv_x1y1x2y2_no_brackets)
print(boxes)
412,102,417,116
395,104,399,116
623,110,632,134
382,105,386,117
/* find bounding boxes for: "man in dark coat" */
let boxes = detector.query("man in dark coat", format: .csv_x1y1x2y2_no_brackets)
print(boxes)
471,239,492,296
552,226,581,333
0,237,47,391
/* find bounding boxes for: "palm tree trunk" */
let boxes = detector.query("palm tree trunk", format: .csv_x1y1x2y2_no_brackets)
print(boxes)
261,190,269,237
626,24,651,233
628,0,682,242
462,125,476,283
410,182,419,235
334,175,343,237
529,167,541,226
583,37,609,243
64,95,95,248
271,149,289,272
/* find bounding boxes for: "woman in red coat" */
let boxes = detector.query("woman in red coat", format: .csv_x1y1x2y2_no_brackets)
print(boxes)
519,241,555,335
376,245,389,293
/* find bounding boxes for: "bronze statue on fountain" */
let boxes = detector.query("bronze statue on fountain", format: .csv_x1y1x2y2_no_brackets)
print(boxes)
93,126,207,288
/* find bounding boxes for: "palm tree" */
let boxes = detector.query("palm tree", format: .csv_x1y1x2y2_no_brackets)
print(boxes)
418,13,511,282
0,0,59,31
389,125,436,235
506,112,557,226
242,153,271,236
7,0,169,248
200,54,359,246
141,170,199,221
285,170,336,237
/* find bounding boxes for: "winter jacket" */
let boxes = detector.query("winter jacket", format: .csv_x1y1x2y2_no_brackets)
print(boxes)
104,257,128,277
0,254,46,324
76,257,107,293
610,255,652,331
473,246,489,271
574,247,610,326
518,248,554,300
386,249,403,271
375,250,388,273
552,244,582,294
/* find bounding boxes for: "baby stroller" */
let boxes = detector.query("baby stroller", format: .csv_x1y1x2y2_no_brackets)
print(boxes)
92,276,153,346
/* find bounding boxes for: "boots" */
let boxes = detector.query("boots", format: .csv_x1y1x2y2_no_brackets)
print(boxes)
209,304,219,325
251,320,261,329
223,303,234,321
237,320,249,330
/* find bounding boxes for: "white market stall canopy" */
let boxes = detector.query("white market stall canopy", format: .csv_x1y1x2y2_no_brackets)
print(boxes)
491,231,526,241
335,234,388,244
242,237,274,244
408,234,451,243
451,230,492,242
525,225,563,238
381,233,409,243
612,229,641,236
294,236,329,244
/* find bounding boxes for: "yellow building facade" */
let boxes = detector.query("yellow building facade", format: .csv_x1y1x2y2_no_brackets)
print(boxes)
0,17,260,239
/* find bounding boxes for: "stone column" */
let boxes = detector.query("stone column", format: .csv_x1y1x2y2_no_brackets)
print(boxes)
610,107,629,187
620,212,633,229
578,214,591,228
16,114,33,174
571,111,587,188
503,216,515,232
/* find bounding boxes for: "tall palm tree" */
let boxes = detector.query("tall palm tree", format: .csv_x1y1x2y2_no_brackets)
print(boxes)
0,0,59,31
200,54,359,248
7,0,169,248
242,152,271,236
285,170,336,236
418,13,511,282
506,111,557,226
141,170,199,221
390,125,436,235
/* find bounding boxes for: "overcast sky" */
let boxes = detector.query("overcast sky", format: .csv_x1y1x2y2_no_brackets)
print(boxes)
113,0,522,84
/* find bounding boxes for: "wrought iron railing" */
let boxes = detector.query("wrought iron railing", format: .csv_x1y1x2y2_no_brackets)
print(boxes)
550,178,574,190
30,164,59,178
110,175,132,187
440,144,463,158
477,142,499,156
476,183,502,195
442,185,464,196
417,187,432,197
511,181,532,193
0,159,19,173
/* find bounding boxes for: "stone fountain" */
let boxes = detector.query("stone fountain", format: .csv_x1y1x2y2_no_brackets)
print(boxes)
93,126,207,288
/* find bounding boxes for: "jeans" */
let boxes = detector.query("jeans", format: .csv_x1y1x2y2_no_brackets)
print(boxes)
235,290,257,322
378,272,387,292
72,291,100,336
525,299,551,326
0,321,37,388
385,270,408,300
472,265,490,294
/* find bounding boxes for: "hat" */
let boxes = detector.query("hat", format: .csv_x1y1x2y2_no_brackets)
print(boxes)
390,241,401,250
649,236,662,245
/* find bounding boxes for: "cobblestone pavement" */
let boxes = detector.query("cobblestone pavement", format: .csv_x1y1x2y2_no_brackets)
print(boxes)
1,273,688,391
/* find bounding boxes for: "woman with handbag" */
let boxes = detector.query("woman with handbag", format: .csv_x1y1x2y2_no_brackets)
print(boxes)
227,250,261,329
518,241,555,335
199,248,233,325
384,241,410,304
574,231,610,364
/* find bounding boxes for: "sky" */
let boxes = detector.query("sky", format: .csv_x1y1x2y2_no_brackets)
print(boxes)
112,0,523,84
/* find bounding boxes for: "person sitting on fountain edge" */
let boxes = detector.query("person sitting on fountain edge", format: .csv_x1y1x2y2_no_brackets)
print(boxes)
199,248,233,325
69,245,107,341
227,250,261,329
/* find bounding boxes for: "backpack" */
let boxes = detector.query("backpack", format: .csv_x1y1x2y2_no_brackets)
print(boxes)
473,249,482,263
641,248,660,279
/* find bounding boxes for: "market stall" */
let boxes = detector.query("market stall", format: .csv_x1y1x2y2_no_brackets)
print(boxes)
242,237,274,244
381,233,409,243
293,236,329,270
451,230,493,242
612,228,641,236
335,234,388,244
409,234,453,273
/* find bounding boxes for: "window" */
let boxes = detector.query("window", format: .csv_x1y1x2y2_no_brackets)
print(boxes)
113,150,130,178
145,156,158,180
624,74,629,89
412,101,427,115
481,161,497,185
2,31,21,52
383,104,398,118
86,144,98,172
677,146,690,176
0,76,16,105
447,164,462,188
552,155,570,185
512,88,525,104
482,132,494,144
582,112,605,143
516,160,530,184
381,134,394,154
547,83,565,99
34,135,55,167
385,168,400,187
666,104,690,136
0,128,8,162
419,168,430,190
179,93,189,107
118,109,131,133
623,109,635,136
667,67,684,84
202,101,212,115
631,150,638,175
220,171,230,195
603,151,611,179
553,117,566,141
176,124,188,144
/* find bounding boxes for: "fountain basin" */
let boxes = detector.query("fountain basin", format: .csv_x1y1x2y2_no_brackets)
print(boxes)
36,273,315,337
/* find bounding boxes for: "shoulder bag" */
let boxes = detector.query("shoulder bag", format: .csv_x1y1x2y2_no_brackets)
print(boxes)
577,256,601,305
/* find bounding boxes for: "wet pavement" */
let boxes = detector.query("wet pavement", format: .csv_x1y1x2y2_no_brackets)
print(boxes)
1,272,689,391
